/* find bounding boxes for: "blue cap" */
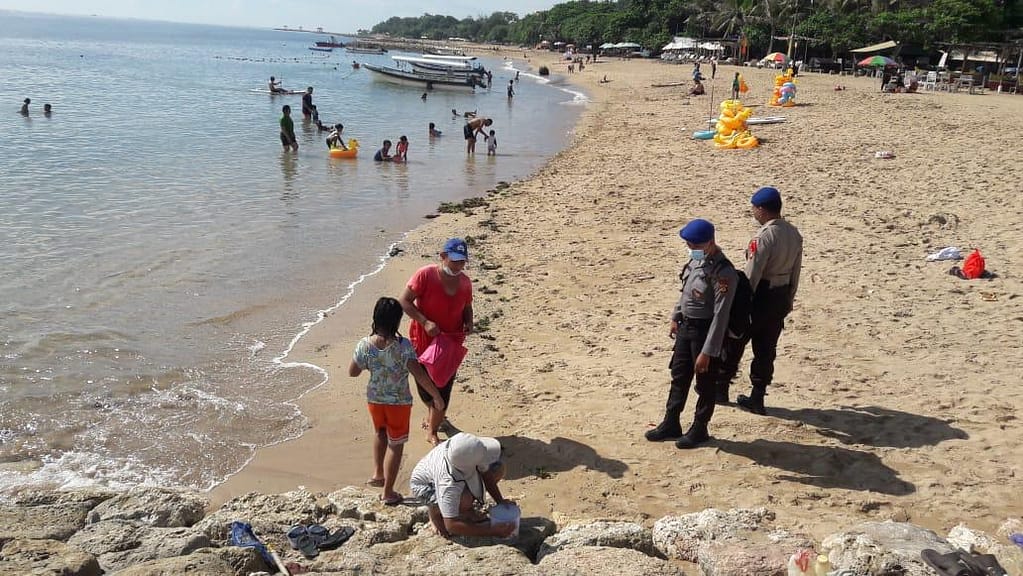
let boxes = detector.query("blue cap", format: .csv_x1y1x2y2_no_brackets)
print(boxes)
751,186,782,207
679,219,715,244
443,238,468,261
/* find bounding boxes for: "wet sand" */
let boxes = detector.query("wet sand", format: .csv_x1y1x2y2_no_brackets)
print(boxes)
212,50,1023,539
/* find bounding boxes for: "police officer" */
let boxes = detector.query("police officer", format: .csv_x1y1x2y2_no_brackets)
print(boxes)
736,187,803,415
646,219,737,449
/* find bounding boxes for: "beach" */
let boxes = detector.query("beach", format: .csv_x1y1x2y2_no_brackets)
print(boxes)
213,50,1023,541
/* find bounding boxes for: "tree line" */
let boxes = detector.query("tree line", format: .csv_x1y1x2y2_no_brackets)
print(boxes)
369,0,1022,58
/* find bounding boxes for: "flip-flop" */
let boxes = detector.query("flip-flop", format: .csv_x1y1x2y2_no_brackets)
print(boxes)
286,525,319,559
921,549,971,576
365,477,384,487
381,493,404,506
316,526,356,551
956,549,1008,576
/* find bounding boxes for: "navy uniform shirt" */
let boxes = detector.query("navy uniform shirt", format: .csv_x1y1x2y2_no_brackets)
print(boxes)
671,251,738,358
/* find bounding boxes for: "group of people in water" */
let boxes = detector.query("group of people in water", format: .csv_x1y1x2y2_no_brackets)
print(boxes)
18,98,52,117
273,76,503,159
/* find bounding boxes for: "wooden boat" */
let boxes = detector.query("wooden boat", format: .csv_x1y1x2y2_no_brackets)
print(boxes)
346,46,386,55
362,63,483,91
315,36,344,48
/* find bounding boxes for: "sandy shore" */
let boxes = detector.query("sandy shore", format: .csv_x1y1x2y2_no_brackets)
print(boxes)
212,50,1023,540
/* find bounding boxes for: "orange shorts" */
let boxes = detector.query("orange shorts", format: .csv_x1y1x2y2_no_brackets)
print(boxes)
367,403,412,445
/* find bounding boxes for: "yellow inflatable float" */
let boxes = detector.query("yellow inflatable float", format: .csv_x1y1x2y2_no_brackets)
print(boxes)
711,100,759,149
328,138,360,158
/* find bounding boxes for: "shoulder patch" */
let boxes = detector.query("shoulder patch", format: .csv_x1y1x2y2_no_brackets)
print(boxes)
716,277,730,294
747,237,758,257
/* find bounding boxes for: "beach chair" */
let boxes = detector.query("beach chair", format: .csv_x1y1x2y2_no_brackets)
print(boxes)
922,71,937,91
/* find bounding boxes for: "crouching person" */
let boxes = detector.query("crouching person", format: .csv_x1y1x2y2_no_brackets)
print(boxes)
410,432,516,538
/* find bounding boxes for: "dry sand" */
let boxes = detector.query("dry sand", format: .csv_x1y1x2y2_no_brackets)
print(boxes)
212,51,1023,541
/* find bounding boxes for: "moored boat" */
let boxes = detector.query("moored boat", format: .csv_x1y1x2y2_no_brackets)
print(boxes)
309,46,333,52
346,45,386,55
362,63,483,91
315,36,345,48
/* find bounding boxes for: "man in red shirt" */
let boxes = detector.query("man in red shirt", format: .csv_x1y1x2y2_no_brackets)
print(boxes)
399,238,474,445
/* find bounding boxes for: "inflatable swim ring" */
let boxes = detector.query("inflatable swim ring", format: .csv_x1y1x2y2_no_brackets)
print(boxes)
693,130,716,140
328,138,360,158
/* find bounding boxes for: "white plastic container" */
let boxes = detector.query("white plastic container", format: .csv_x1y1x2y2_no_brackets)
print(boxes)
489,502,521,539
814,554,832,576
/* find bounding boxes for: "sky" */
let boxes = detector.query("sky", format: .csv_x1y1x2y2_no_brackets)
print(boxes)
0,1,560,33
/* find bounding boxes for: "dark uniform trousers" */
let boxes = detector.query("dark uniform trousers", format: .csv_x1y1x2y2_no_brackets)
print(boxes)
718,284,790,394
666,318,720,426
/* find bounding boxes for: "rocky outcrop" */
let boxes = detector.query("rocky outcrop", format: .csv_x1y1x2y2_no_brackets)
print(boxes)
652,507,814,576
537,520,655,560
538,546,685,576
88,486,207,527
68,518,212,572
0,538,102,576
821,520,952,576
1,486,1019,575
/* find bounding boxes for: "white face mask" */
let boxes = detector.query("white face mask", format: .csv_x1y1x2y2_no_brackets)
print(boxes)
442,264,464,277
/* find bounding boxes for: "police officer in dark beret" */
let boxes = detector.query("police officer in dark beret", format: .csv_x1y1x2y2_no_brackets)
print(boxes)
646,219,738,449
735,187,803,415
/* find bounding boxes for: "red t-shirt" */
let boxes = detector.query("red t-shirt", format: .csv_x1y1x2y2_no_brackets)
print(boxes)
407,264,472,355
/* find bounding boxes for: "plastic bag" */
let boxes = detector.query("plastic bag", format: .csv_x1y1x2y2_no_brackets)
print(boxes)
962,249,985,279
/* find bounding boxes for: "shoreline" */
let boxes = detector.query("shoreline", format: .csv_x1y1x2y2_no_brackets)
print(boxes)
212,49,1023,541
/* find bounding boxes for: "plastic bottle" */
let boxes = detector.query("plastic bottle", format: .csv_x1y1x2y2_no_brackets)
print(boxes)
787,549,814,576
814,554,832,576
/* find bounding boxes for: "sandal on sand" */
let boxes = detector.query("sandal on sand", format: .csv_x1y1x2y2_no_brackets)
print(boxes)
365,477,384,487
381,493,404,506
921,549,971,576
956,549,1008,576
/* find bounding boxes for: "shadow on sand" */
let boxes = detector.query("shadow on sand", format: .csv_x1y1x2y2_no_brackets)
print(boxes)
714,438,915,495
495,435,629,481
767,405,968,448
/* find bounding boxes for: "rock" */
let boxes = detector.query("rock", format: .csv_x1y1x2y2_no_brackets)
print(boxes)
538,546,685,575
697,540,791,576
327,486,428,528
203,545,270,576
948,523,1023,576
449,515,558,560
821,521,952,576
372,532,538,575
67,519,212,573
88,486,207,528
106,549,236,575
12,487,117,509
0,538,102,576
195,489,330,546
537,520,655,561
0,501,92,544
652,508,776,561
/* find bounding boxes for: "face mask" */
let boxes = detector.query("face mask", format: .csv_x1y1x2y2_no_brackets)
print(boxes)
689,249,705,261
442,264,463,277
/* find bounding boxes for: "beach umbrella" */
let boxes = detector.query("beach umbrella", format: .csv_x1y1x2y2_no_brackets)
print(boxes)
762,52,788,63
858,55,897,67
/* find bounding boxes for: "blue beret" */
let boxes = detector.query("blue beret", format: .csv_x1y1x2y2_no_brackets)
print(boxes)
679,219,715,243
751,186,782,207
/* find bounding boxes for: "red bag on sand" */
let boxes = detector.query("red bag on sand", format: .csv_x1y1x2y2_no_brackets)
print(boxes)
418,334,468,389
962,250,985,279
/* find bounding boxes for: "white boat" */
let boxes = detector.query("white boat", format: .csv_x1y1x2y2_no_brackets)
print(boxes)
392,55,481,76
362,62,483,91
346,46,386,55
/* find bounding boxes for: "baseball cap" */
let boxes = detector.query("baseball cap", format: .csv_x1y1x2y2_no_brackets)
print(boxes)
679,219,715,244
751,186,782,208
446,433,501,479
443,238,469,261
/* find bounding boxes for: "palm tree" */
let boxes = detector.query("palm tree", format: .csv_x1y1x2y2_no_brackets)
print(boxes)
713,0,760,37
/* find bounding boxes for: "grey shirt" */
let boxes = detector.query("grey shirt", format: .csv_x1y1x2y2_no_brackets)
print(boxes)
671,251,738,358
745,218,803,305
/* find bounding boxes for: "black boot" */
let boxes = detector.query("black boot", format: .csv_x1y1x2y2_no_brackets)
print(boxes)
675,422,710,449
736,390,767,415
645,417,683,441
715,384,730,405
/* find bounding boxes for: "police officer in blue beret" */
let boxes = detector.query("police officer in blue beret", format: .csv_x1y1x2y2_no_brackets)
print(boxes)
646,219,738,449
733,187,803,415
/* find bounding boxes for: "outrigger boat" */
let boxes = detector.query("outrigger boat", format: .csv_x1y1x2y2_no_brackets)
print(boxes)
362,61,484,91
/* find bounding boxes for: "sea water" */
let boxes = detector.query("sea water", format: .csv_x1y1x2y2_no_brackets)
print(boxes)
0,11,584,492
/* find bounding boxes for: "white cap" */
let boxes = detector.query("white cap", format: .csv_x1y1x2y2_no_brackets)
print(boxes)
446,433,502,480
